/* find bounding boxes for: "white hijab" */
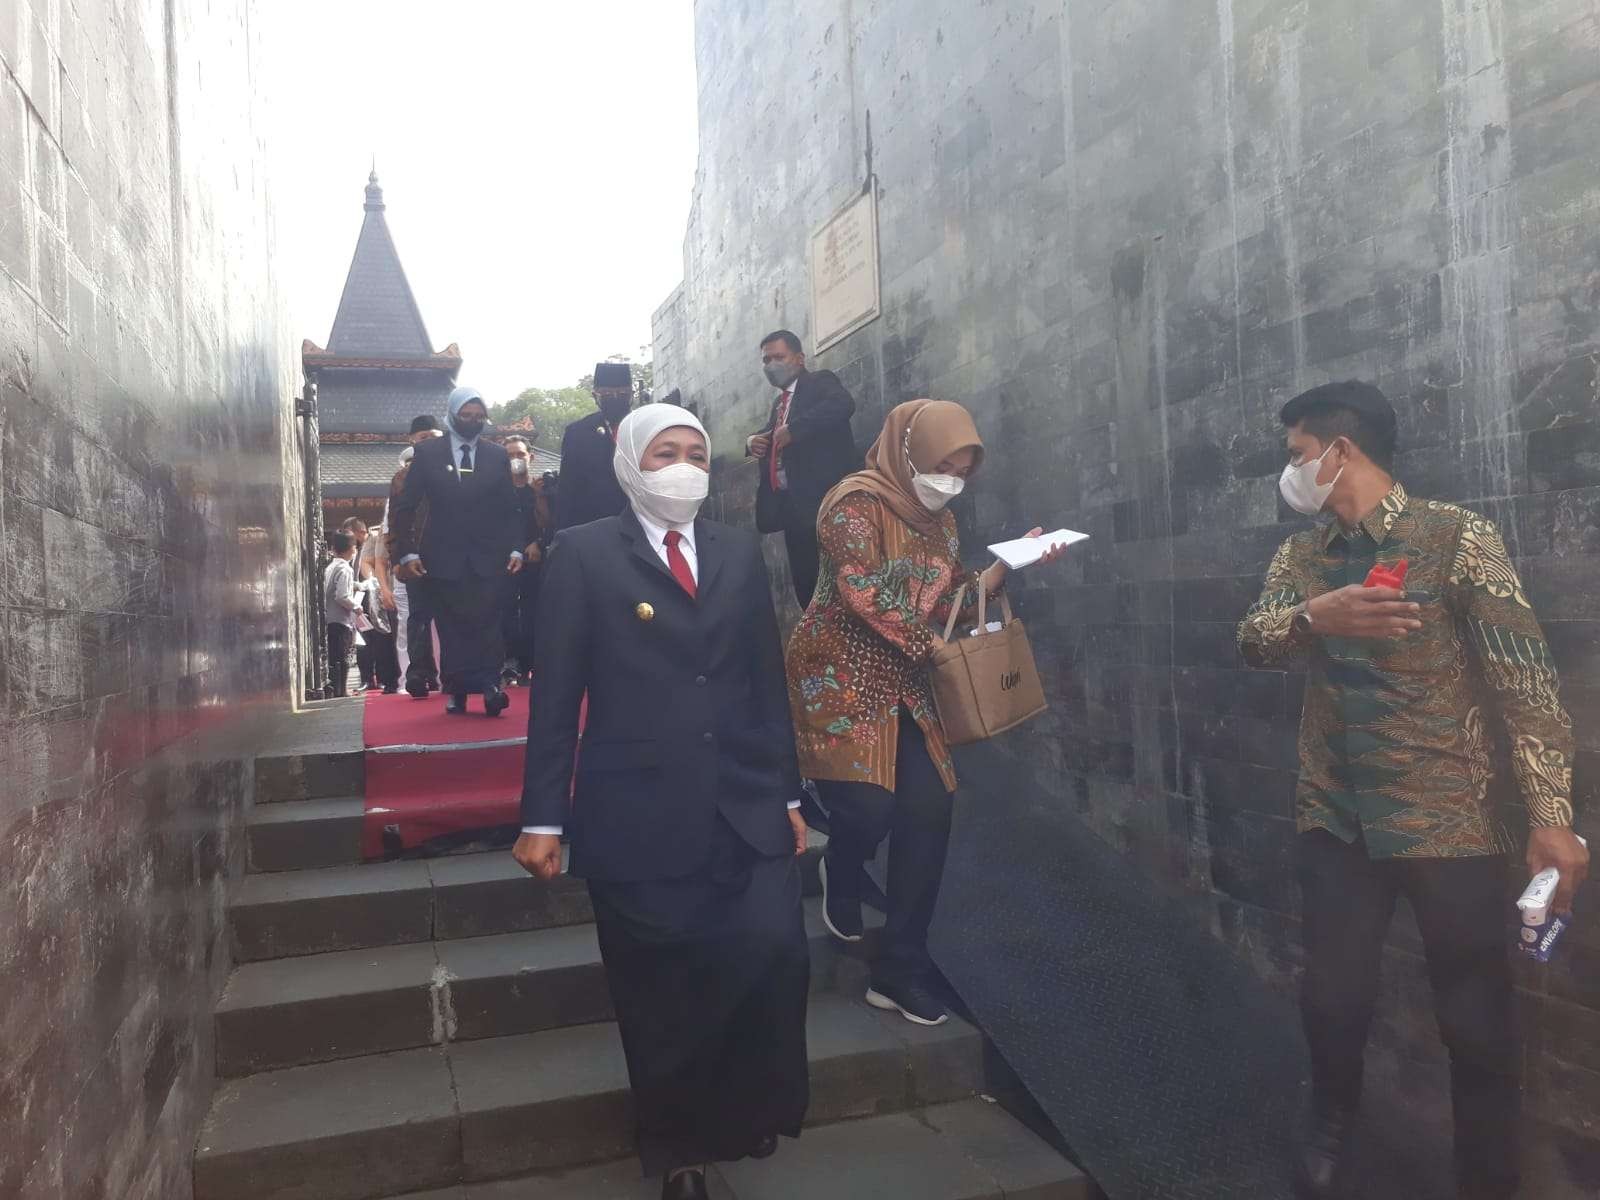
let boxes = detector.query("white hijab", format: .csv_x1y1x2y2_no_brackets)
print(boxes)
613,403,711,528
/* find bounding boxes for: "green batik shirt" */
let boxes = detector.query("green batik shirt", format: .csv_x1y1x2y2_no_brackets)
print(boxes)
1237,483,1575,859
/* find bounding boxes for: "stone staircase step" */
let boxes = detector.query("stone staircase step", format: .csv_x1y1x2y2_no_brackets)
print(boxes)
194,996,986,1200
246,796,366,872
251,701,366,803
229,854,594,962
382,1098,1090,1199
231,840,829,962
716,1098,1094,1199
216,902,880,1076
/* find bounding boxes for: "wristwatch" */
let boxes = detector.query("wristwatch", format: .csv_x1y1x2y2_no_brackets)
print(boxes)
1291,603,1315,637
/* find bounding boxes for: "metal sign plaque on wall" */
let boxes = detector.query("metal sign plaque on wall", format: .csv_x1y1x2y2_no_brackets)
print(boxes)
809,188,881,352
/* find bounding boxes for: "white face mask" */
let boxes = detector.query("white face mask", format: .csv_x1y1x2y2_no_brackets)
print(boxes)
1278,444,1343,516
912,472,965,512
510,458,528,477
635,461,710,527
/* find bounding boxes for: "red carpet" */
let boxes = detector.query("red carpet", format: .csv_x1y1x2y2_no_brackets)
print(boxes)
359,688,529,860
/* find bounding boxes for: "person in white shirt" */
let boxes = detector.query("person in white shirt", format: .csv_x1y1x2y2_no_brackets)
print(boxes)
322,531,364,698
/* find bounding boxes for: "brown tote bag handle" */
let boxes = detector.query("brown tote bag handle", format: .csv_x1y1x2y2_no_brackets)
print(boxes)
941,584,1016,642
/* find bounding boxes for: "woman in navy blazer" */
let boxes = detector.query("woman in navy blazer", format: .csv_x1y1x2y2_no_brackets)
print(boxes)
515,405,809,1200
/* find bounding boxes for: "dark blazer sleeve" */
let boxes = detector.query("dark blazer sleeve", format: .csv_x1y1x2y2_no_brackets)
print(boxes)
749,538,802,795
520,532,590,827
390,448,426,560
785,370,855,445
554,424,580,530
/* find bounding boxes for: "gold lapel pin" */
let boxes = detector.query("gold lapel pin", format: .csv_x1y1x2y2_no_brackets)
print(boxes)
635,602,655,622
596,425,607,436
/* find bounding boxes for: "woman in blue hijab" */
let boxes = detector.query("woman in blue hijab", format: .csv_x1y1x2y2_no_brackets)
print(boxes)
389,386,526,714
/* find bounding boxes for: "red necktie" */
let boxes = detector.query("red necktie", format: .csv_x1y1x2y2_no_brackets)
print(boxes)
664,530,697,599
768,389,791,491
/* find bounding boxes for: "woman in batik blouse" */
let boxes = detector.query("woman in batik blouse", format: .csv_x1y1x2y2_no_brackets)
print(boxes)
786,398,1061,1028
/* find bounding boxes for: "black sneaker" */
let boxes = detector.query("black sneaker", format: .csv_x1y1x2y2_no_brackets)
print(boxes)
818,855,862,943
865,979,949,1027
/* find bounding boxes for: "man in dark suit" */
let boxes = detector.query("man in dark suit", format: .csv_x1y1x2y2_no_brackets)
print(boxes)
555,361,633,530
390,387,525,716
386,417,445,695
747,330,859,607
499,435,552,684
515,404,809,1200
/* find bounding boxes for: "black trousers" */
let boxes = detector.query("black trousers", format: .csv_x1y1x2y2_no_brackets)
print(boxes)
815,720,953,989
1297,830,1518,1194
501,567,540,675
356,620,399,688
325,623,354,698
415,571,505,696
587,817,810,1176
403,580,439,689
777,491,821,608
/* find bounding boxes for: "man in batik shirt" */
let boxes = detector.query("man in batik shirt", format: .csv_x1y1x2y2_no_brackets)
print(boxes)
1237,381,1587,1200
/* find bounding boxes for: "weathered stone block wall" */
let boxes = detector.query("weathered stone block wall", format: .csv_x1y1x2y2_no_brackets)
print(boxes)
0,0,297,1196
662,0,1600,1185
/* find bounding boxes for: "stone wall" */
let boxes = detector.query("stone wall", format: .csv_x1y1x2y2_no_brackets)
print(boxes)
0,1,297,1196
660,0,1600,1189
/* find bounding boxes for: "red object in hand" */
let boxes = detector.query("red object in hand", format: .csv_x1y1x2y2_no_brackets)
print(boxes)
1363,558,1409,589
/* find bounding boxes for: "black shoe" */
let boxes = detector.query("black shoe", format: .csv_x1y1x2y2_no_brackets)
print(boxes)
405,679,429,699
483,687,510,717
445,694,468,715
818,855,863,943
381,684,399,695
661,1168,709,1200
1295,1105,1353,1197
749,1135,778,1159
865,979,949,1027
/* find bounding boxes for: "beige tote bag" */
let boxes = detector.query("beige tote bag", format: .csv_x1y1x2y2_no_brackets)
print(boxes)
929,585,1048,745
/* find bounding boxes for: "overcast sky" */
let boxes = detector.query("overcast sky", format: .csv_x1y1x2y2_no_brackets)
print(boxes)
262,1,698,404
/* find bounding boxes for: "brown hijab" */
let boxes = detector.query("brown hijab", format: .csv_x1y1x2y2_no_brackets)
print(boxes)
818,399,985,537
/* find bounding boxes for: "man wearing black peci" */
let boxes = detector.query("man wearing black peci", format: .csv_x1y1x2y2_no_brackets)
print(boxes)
746,330,858,608
390,386,525,716
555,361,634,531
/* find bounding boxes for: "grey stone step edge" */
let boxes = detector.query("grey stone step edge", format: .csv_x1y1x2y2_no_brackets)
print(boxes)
216,900,883,1077
244,796,829,876
194,995,991,1200
375,1098,1094,1200
231,828,828,961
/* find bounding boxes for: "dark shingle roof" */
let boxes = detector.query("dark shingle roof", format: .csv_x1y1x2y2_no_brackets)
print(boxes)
320,443,410,496
316,368,455,435
326,173,436,358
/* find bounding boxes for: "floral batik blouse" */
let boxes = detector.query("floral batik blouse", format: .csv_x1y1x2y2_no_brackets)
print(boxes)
785,492,984,793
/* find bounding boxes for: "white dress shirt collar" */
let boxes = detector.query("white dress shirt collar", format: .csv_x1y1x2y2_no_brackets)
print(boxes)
632,509,698,577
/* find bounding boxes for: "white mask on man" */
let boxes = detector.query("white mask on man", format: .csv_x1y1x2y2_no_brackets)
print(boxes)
1278,444,1343,516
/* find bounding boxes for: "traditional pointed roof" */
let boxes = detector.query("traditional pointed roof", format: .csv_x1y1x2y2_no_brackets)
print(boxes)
325,171,436,358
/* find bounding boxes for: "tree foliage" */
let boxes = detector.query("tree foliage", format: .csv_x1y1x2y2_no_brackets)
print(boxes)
490,386,594,449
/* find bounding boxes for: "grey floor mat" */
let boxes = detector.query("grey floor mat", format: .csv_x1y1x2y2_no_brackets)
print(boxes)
929,743,1458,1200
